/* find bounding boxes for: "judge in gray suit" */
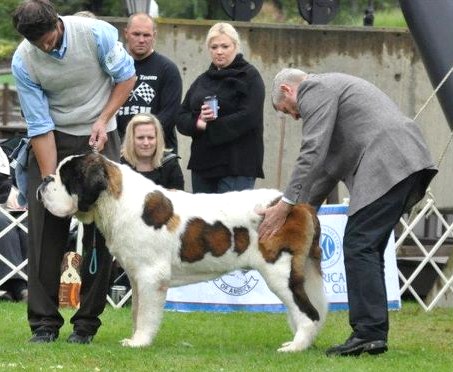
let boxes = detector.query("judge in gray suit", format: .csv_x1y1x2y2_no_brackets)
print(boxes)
259,68,437,357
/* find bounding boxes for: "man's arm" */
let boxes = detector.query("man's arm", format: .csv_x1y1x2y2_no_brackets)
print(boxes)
155,62,182,141
89,76,136,149
90,19,136,149
12,51,57,178
259,80,339,241
283,80,339,204
31,132,57,178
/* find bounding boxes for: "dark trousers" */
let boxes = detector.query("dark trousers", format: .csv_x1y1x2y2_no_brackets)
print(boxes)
27,130,120,336
343,171,427,341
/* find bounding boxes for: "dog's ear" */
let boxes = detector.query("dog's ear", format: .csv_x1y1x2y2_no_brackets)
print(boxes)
77,155,109,212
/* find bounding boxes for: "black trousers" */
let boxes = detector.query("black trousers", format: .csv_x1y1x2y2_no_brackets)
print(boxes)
27,130,120,336
343,171,429,341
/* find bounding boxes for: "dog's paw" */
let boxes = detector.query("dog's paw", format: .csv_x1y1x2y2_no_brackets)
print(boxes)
121,338,148,348
277,340,306,353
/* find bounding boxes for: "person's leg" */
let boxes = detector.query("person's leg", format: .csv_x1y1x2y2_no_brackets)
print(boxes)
217,176,256,193
327,172,426,356
343,207,396,341
68,130,120,342
191,172,218,193
27,147,69,342
68,224,113,341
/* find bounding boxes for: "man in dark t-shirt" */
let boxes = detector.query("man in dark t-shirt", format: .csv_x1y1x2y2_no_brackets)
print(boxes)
117,13,182,152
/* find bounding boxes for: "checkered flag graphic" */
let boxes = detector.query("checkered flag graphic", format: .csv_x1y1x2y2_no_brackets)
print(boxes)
130,82,155,104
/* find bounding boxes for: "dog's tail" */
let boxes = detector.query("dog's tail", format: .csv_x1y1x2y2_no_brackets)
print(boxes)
308,208,322,266
303,208,328,327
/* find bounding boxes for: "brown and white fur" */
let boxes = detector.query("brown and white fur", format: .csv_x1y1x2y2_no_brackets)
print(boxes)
38,153,327,351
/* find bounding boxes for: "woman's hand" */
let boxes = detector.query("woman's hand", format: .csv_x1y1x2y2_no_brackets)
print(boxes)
199,103,216,122
196,115,207,130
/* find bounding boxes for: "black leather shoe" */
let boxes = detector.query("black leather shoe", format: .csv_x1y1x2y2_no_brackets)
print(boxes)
67,331,94,344
29,330,58,343
326,336,388,357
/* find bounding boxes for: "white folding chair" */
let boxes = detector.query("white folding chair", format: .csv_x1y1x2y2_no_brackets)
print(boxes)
0,206,28,287
106,257,132,309
396,198,453,310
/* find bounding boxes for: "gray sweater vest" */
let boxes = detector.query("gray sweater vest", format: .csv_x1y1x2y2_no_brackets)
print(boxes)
16,16,116,136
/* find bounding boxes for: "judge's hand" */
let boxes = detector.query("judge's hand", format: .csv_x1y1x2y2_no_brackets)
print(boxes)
257,200,293,241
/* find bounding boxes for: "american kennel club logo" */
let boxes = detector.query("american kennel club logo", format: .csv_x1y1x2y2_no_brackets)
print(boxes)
320,225,342,269
213,269,259,296
320,224,348,296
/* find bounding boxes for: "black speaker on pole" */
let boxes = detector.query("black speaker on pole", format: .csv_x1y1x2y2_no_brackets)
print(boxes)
400,0,453,130
220,0,263,21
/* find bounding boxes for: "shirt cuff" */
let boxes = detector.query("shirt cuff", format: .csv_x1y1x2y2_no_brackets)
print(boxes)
282,196,296,205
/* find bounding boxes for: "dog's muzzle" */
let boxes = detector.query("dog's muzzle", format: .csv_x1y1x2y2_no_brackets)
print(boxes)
36,175,55,202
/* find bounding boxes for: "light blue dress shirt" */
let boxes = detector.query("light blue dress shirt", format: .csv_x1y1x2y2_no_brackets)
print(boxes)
11,17,135,137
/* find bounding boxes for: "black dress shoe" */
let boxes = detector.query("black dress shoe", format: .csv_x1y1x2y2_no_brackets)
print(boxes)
67,331,94,344
29,330,59,343
326,336,388,357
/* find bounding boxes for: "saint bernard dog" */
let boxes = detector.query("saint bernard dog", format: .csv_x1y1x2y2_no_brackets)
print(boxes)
38,153,327,352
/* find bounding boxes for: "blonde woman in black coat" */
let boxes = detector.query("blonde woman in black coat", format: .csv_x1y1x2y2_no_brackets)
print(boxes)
121,113,184,190
177,22,265,193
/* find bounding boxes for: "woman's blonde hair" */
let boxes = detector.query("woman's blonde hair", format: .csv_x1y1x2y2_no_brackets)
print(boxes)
205,22,240,51
121,113,166,169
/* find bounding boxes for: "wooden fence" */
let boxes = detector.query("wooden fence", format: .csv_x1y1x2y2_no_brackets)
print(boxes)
0,78,26,138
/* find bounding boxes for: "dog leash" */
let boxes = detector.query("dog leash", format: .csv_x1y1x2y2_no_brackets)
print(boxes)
91,141,99,154
88,143,99,275
89,227,98,275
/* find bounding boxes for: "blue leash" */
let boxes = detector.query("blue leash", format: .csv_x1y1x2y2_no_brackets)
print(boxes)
89,227,97,274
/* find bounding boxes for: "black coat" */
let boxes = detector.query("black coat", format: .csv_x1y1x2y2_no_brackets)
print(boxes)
121,152,184,190
177,54,265,179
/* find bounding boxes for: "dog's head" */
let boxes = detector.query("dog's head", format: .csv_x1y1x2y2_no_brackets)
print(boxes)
37,153,122,219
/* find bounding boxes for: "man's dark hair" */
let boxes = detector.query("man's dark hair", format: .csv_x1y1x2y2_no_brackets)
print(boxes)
12,0,59,42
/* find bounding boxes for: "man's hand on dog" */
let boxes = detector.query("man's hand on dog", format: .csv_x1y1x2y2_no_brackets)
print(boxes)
258,200,293,241
89,119,109,152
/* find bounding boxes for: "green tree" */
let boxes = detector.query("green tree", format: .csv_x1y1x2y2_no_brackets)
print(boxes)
0,0,22,41
159,0,228,20
53,0,126,16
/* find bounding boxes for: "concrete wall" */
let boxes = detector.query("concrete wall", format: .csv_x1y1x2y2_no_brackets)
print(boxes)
107,18,453,208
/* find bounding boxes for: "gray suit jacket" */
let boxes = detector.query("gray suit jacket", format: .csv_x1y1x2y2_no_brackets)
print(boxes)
284,73,437,215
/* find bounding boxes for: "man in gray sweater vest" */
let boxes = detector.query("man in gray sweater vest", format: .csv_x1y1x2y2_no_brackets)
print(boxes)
259,68,437,356
11,0,136,344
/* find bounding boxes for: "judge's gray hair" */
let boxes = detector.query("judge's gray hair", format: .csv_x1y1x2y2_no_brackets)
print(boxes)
271,68,307,106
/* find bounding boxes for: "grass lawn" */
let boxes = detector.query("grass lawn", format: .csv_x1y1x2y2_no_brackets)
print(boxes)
0,301,452,371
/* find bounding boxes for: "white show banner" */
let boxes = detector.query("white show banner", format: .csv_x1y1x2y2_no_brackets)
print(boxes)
165,204,401,312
